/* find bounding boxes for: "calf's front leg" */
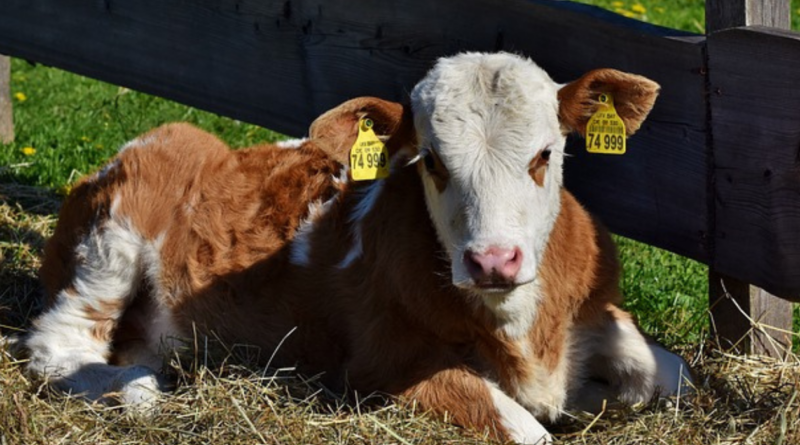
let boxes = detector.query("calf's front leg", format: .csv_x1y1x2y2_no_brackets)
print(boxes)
401,366,552,444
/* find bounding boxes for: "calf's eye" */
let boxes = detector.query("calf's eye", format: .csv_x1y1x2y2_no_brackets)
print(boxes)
540,149,551,161
423,151,437,172
419,147,449,191
529,148,550,187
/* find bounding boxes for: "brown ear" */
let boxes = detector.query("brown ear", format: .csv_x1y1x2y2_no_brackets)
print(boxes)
309,97,415,166
557,69,660,137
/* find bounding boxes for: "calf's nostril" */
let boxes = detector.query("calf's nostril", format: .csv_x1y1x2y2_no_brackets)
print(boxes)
464,250,484,279
464,247,523,283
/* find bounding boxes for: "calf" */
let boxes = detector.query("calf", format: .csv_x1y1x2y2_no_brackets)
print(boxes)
26,52,692,444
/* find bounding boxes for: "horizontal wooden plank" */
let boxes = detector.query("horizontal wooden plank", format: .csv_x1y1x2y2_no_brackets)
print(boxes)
0,0,707,262
708,26,800,299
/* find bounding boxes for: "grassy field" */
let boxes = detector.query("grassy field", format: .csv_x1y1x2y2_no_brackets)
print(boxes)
1,1,799,444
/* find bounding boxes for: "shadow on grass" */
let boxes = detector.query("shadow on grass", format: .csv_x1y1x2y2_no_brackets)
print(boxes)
0,182,62,216
0,182,55,334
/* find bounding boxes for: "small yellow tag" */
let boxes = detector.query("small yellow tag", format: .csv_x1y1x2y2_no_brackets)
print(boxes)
350,118,390,181
586,93,627,155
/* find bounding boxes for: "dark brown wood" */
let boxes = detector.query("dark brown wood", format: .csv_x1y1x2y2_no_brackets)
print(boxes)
707,27,800,299
706,0,791,32
0,0,710,264
709,272,793,357
0,55,12,144
706,9,797,357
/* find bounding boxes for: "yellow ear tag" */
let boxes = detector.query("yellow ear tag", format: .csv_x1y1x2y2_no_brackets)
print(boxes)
350,118,390,181
586,93,627,155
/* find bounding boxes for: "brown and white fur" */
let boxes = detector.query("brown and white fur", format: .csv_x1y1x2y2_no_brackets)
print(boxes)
26,53,692,444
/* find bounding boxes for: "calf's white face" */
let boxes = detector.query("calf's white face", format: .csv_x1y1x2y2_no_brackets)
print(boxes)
410,53,660,296
411,53,565,292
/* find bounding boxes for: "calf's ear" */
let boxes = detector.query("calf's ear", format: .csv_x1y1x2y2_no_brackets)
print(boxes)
309,97,415,166
557,69,660,137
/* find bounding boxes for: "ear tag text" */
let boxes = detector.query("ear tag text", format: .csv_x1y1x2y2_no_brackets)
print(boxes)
350,118,390,181
586,93,627,155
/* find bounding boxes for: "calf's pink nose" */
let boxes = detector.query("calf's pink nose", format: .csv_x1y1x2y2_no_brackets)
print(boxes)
464,246,523,285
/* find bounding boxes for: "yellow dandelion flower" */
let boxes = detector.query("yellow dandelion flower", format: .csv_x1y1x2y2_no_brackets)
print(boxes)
80,136,92,142
631,3,647,14
611,1,624,7
58,184,73,196
21,146,36,156
14,92,27,102
95,144,104,149
655,6,665,13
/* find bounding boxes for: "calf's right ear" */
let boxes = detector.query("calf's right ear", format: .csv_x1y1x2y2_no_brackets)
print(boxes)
309,97,415,166
557,69,660,137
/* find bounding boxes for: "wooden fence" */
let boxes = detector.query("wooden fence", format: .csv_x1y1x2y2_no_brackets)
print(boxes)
0,0,798,356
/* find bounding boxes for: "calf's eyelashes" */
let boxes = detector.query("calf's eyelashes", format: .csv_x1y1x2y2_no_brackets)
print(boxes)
420,147,449,191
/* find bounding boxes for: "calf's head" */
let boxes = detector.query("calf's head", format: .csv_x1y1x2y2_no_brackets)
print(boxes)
410,53,658,293
310,53,659,297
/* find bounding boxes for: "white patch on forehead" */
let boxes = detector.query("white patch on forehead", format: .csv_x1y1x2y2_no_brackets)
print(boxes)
410,52,565,293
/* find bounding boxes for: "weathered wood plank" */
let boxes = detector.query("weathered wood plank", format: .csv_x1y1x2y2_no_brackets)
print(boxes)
0,0,709,264
710,273,793,357
707,0,797,358
706,0,791,32
708,26,800,299
0,55,12,144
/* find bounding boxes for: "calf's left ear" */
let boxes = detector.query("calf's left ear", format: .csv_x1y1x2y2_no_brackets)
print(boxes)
309,97,415,166
557,69,660,137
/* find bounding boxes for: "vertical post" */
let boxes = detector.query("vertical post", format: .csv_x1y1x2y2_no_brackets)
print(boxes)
0,55,13,144
706,0,794,358
706,0,790,31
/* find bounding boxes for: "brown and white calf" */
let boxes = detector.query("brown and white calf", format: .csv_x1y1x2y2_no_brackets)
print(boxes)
26,53,692,444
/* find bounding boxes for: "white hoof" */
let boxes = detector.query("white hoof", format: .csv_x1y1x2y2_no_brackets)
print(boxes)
110,365,165,413
652,345,695,398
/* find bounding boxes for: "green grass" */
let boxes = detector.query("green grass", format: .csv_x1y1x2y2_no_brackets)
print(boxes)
615,236,709,347
577,0,800,33
1,58,283,191
578,0,706,33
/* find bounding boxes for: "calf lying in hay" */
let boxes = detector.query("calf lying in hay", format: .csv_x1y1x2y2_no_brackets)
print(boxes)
25,52,692,444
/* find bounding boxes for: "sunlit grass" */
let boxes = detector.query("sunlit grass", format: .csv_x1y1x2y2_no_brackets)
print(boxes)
1,59,283,190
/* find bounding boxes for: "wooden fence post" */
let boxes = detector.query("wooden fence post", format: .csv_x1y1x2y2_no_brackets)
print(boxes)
0,55,12,144
706,0,794,358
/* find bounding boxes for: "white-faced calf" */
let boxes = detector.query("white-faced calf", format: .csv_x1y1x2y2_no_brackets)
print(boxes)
26,52,692,444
